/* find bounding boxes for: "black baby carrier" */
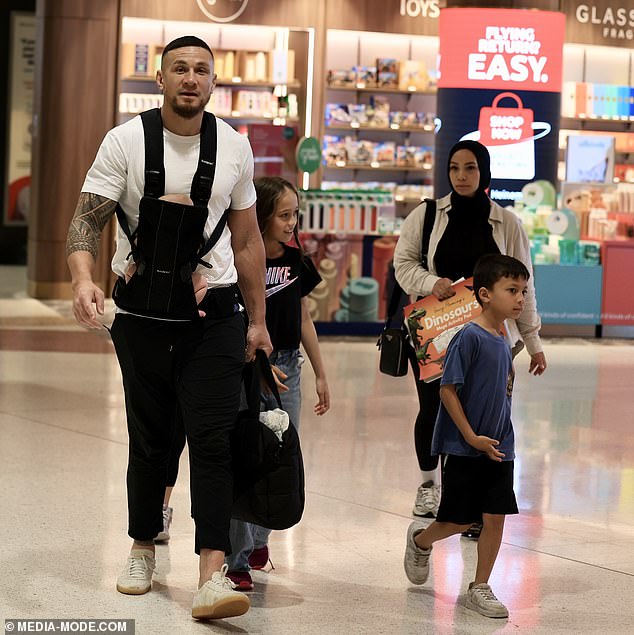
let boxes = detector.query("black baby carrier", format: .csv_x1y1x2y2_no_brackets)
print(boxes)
112,108,228,320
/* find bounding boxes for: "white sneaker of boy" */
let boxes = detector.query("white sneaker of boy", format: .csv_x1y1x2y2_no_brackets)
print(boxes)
465,582,509,618
403,521,432,585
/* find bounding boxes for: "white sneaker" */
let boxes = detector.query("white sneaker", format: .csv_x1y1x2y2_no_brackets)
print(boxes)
192,564,250,620
412,480,440,518
116,549,155,595
403,521,432,585
154,505,173,542
465,582,509,618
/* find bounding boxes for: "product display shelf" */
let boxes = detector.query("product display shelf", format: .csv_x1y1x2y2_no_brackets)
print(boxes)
117,20,308,139
321,85,436,197
122,76,301,90
560,117,634,131
326,84,436,96
325,164,431,172
325,123,435,133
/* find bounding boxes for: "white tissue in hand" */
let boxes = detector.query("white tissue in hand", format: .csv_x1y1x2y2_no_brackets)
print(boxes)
259,408,289,442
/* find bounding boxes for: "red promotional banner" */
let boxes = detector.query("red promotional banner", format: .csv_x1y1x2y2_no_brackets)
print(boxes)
439,8,565,92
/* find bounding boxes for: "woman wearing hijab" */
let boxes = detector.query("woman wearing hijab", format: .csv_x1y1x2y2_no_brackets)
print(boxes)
393,140,547,529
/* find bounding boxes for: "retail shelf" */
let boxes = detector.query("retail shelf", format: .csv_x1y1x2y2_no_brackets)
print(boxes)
560,116,634,131
122,76,301,89
557,147,632,162
219,115,299,124
325,124,435,133
118,111,298,125
323,164,431,172
325,84,437,95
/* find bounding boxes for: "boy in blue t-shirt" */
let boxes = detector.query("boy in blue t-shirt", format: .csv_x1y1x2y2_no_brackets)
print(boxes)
403,254,533,620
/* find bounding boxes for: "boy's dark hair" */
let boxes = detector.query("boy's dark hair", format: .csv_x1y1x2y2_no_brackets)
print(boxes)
161,36,213,66
473,254,530,306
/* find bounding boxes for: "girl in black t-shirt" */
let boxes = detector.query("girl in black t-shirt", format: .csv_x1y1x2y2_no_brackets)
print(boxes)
226,176,330,590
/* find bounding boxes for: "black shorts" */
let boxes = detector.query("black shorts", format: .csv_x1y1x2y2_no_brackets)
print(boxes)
436,455,519,525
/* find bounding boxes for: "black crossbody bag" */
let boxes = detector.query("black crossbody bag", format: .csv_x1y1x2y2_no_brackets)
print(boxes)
112,108,229,320
377,198,436,376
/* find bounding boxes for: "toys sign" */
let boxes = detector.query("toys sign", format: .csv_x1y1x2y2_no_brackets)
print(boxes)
439,8,565,92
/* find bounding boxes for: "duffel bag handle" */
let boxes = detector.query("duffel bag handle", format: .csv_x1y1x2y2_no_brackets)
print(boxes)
243,349,283,416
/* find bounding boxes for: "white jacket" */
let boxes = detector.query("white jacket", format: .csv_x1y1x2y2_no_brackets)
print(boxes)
393,193,543,356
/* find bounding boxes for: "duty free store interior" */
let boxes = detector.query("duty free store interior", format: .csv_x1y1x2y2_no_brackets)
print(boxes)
3,0,634,337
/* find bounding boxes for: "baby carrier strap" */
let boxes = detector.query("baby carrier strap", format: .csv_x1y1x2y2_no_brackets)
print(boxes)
140,107,217,206
141,108,166,199
114,108,227,264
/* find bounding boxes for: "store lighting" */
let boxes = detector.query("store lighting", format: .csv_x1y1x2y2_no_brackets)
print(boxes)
303,27,316,191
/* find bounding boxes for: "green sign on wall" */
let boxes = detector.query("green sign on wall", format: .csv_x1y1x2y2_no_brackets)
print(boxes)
295,136,321,174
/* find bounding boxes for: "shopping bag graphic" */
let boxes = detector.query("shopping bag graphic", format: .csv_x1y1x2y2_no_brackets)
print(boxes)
478,92,535,180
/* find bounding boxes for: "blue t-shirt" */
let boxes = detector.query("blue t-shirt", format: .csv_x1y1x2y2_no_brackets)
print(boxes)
432,321,515,460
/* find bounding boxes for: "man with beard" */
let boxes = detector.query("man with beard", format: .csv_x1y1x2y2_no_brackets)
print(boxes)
66,36,271,620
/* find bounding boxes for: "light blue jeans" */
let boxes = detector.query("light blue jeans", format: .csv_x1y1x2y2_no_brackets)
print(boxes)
226,349,303,571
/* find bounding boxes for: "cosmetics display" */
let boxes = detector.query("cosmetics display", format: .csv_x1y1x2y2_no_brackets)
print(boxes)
300,190,396,235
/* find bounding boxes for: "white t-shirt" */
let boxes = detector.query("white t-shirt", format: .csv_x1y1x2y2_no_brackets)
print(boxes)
81,114,256,287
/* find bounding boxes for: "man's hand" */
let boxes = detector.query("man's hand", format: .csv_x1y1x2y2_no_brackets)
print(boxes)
432,277,456,301
529,351,547,376
469,435,505,462
245,323,272,361
71,280,105,329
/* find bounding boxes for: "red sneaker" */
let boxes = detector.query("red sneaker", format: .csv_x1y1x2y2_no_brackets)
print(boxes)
225,570,254,591
248,545,270,571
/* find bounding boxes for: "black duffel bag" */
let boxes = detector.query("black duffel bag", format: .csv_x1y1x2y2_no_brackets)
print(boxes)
231,350,305,530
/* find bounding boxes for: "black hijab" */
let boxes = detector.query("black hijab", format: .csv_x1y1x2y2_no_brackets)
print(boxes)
434,140,499,280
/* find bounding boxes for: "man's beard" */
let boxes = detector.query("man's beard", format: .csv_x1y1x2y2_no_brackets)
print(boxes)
169,94,210,119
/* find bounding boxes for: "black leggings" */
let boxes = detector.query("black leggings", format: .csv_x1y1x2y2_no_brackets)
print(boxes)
110,310,245,555
408,346,441,472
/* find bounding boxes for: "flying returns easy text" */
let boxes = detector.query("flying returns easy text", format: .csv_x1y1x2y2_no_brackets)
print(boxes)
468,25,549,84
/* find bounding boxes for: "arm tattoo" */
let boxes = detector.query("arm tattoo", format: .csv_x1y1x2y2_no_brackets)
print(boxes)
66,193,118,259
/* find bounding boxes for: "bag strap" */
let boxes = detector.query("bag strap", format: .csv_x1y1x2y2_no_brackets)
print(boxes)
421,198,436,269
384,198,437,328
243,349,284,417
255,349,283,410
384,279,404,329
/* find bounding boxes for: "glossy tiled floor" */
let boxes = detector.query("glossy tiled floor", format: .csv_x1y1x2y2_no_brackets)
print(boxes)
1,289,634,633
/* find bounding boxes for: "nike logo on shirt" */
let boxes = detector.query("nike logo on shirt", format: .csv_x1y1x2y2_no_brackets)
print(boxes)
265,276,298,298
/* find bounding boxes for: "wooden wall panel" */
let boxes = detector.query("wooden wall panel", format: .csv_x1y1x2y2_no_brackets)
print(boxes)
325,0,440,35
561,0,634,48
29,0,119,298
121,0,322,29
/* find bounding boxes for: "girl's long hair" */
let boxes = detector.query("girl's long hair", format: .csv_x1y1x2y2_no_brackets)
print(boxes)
254,176,303,255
